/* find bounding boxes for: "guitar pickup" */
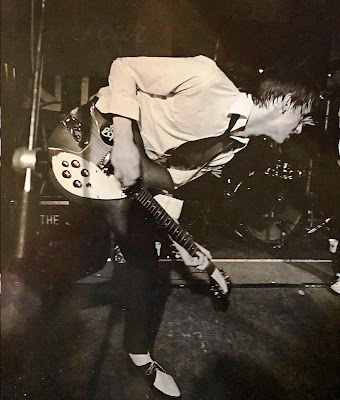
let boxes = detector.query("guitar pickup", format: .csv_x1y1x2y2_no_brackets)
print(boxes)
61,114,89,149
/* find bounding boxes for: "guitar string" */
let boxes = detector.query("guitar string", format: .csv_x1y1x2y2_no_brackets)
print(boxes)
137,188,198,255
136,189,224,297
88,130,110,165
140,192,180,238
139,190,227,296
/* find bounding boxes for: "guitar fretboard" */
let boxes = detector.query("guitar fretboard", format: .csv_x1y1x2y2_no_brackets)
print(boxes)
134,188,200,257
134,188,228,306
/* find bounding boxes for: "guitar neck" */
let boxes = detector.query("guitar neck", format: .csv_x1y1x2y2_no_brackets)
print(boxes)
132,187,227,305
133,188,200,257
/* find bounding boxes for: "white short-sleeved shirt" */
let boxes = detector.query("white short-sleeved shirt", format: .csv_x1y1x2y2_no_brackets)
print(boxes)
96,55,252,186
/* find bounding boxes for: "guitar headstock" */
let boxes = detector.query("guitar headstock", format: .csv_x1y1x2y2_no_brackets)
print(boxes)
209,268,230,296
209,268,231,312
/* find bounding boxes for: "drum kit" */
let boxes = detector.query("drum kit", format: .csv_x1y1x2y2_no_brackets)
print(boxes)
219,136,325,247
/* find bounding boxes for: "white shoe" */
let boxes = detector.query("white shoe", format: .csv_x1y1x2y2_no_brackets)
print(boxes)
129,358,181,397
151,363,181,397
330,274,340,294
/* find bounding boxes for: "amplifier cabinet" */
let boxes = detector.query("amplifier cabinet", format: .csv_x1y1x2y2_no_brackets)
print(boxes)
28,198,111,286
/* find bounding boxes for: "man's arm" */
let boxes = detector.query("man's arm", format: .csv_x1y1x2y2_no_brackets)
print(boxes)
110,116,141,188
97,56,218,187
109,56,217,98
97,55,218,117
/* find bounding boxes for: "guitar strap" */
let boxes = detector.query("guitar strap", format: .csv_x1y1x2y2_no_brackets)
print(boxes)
161,114,243,170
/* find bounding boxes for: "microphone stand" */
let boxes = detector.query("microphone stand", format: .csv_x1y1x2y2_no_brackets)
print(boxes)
13,0,46,260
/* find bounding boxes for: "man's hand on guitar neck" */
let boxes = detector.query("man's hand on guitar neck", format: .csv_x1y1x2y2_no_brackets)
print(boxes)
172,241,212,270
111,116,141,188
171,241,228,294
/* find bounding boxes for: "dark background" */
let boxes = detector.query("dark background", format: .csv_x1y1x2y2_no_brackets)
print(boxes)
2,0,339,78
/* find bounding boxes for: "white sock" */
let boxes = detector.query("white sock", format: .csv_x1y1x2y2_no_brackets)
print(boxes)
129,351,153,366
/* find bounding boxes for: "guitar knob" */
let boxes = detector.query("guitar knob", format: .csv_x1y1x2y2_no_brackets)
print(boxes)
73,180,82,188
62,160,69,167
81,169,89,177
62,170,71,178
71,160,80,168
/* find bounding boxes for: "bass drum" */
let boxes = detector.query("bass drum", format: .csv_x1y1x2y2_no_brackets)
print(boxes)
227,167,304,244
244,201,302,243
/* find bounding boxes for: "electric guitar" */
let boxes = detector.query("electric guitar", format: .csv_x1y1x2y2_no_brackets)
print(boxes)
47,100,230,310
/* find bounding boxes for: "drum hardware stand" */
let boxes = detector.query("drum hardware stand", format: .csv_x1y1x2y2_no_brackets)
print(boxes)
264,215,287,249
303,159,327,231
303,87,337,235
307,217,331,235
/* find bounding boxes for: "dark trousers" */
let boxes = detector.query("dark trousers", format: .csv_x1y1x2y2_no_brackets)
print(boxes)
102,171,234,354
112,201,171,354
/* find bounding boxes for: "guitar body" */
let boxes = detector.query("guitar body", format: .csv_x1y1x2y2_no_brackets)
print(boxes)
47,102,174,239
47,105,174,206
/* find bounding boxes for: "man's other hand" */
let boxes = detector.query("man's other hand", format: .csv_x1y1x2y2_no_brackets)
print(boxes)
172,241,212,270
172,241,228,293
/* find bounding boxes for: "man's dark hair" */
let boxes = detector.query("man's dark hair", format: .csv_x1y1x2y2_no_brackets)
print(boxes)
250,67,320,111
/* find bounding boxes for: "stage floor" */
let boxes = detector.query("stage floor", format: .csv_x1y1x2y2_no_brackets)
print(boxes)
2,251,339,400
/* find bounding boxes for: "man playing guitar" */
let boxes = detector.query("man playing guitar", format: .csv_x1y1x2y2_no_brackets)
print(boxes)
51,56,318,397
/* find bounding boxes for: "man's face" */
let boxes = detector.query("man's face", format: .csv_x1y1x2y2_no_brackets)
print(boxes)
244,96,312,144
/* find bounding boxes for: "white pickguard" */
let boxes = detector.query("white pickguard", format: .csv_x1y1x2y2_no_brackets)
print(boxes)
51,152,127,200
